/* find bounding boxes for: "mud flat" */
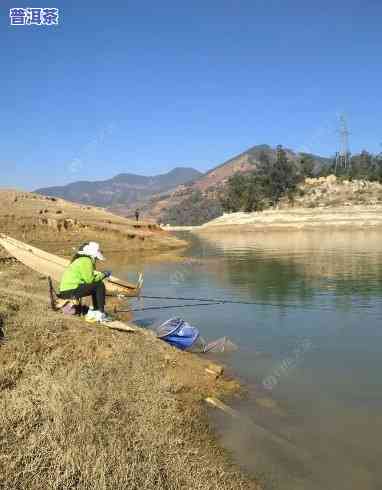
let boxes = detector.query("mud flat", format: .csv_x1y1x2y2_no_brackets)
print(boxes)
0,250,258,489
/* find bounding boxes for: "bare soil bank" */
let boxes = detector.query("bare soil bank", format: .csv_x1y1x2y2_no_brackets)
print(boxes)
162,176,382,232
165,206,382,233
0,253,258,489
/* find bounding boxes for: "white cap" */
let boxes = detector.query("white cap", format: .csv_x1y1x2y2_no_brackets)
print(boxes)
78,242,105,261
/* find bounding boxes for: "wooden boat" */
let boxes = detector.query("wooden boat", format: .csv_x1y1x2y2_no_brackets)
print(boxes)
0,234,143,297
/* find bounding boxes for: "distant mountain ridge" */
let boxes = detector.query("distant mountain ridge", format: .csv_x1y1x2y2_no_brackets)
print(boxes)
35,167,202,207
188,144,330,191
121,144,332,224
35,145,332,224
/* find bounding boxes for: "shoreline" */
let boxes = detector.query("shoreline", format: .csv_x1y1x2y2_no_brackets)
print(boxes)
162,205,382,233
0,247,258,489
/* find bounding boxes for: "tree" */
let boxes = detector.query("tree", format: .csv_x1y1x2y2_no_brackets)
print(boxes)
266,145,300,205
299,153,315,178
372,153,382,182
317,158,336,177
221,146,301,212
220,172,266,213
346,150,375,180
242,174,266,212
162,190,223,226
220,174,248,212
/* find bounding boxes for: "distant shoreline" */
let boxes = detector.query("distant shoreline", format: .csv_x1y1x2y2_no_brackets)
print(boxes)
163,205,382,233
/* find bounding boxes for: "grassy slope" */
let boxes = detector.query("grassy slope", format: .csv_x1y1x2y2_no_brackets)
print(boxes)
0,259,257,489
0,189,185,254
0,189,257,488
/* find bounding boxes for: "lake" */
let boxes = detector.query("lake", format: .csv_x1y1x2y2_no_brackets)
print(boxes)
115,229,382,490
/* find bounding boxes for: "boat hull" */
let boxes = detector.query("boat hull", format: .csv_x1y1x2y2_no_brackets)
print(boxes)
0,234,143,297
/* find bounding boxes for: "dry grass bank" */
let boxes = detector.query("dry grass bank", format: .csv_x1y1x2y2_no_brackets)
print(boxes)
0,255,257,490
0,189,186,254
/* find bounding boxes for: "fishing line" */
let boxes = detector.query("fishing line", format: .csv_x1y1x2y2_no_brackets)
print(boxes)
1,237,320,311
117,301,224,313
130,294,304,309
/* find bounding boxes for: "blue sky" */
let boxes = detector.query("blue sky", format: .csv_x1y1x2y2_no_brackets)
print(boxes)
1,0,381,189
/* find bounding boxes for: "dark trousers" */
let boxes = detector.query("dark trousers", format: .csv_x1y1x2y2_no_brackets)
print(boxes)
59,281,106,312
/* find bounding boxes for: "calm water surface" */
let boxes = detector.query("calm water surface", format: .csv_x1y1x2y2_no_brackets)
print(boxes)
113,230,382,490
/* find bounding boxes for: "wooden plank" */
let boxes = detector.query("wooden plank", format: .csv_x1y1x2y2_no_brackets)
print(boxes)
205,363,224,377
102,320,137,332
204,397,240,418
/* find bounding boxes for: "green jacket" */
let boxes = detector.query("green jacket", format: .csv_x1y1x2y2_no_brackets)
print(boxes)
59,256,105,292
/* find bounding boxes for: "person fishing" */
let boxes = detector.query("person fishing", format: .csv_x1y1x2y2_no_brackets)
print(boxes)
58,242,112,323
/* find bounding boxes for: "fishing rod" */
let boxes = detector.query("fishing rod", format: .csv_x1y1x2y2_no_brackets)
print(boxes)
116,301,225,313
130,294,303,308
137,294,264,305
115,295,307,311
0,235,141,291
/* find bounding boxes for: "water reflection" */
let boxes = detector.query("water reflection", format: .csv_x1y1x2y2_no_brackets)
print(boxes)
112,229,382,490
196,229,382,304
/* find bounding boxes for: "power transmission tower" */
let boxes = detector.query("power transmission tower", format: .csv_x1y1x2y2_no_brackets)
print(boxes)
335,114,351,171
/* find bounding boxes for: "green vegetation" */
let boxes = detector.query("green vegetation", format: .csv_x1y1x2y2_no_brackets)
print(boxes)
161,191,223,226
319,150,382,181
161,147,382,225
299,153,315,178
220,145,304,213
222,147,382,214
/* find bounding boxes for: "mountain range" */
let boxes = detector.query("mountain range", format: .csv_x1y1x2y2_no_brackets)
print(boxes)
112,144,331,223
35,145,331,224
35,167,202,207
